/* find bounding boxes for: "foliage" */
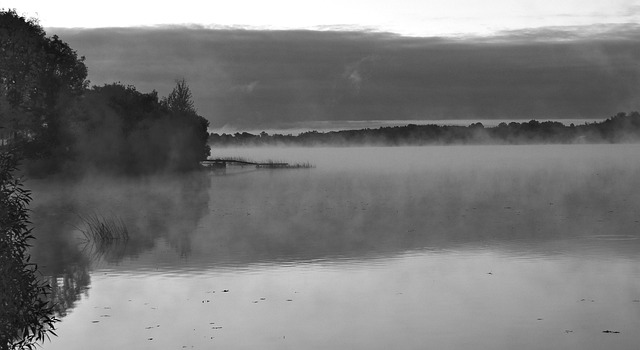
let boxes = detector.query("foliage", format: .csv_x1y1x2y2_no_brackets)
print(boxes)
0,9,88,168
1,10,209,176
73,81,210,174
162,79,211,169
0,149,57,349
163,78,195,115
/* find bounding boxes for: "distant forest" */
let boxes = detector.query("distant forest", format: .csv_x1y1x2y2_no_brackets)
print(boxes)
209,112,640,147
0,10,210,176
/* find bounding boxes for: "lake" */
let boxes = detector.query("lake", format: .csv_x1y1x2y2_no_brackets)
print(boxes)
29,144,640,350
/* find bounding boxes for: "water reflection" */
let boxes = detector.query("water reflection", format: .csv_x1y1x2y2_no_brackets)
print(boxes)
40,247,640,350
45,266,91,318
30,145,640,271
27,198,92,318
29,170,212,316
24,145,640,350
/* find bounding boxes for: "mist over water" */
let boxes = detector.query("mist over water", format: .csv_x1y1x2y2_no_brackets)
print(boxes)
28,144,640,350
211,118,604,136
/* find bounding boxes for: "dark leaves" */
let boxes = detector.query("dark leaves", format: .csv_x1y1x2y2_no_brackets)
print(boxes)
1,150,58,349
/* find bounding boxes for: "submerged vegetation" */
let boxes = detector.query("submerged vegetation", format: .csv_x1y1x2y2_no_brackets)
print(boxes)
76,213,130,267
76,213,129,244
0,150,57,349
209,112,640,146
0,9,210,176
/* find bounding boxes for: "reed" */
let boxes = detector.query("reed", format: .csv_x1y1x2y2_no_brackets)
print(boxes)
77,213,129,243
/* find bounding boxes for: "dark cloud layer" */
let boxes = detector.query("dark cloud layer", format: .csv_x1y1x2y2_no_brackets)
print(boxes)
51,25,640,128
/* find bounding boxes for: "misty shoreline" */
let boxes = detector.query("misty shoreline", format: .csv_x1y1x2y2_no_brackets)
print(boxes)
209,112,640,147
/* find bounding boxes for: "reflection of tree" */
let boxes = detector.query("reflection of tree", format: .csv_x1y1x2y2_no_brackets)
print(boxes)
28,170,212,318
43,266,91,318
29,198,92,319
84,171,212,262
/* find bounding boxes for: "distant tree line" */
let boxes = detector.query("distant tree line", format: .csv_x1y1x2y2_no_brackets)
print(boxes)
209,112,640,147
0,9,210,176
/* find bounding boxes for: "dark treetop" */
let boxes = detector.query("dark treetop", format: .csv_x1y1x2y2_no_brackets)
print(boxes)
209,112,640,147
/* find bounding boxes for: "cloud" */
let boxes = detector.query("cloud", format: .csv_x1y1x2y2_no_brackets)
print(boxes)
342,55,379,94
232,81,260,94
50,25,640,128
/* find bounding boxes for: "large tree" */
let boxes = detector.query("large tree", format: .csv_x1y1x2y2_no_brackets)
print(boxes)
2,10,209,175
163,79,211,168
0,9,88,165
72,81,210,174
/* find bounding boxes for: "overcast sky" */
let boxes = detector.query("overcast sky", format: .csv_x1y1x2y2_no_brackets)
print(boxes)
9,0,640,36
5,1,640,128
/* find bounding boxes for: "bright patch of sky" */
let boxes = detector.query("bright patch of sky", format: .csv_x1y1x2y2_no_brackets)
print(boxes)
6,0,640,36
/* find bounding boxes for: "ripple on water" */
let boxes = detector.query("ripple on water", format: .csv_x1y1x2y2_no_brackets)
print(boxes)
89,247,454,279
586,234,639,241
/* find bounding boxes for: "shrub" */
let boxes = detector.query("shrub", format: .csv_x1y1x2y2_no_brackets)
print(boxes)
0,149,57,349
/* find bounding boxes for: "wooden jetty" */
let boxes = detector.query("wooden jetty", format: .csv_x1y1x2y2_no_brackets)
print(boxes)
201,159,290,169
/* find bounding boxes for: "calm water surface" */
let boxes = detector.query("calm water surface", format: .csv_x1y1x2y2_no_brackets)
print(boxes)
29,145,640,350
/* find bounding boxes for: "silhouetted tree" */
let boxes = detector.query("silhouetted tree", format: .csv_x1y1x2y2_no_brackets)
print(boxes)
162,79,211,169
209,113,640,146
0,9,88,170
2,11,210,176
69,82,210,174
163,78,195,114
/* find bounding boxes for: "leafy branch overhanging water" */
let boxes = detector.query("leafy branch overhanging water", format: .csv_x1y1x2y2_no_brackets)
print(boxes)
0,149,58,350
